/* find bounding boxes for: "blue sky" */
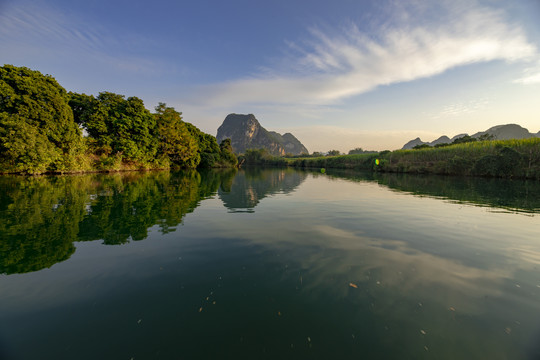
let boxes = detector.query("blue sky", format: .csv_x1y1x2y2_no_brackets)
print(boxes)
1,0,539,151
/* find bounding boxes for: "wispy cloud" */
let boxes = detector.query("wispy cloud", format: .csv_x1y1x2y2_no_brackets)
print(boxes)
0,1,167,76
0,5,104,52
514,61,540,84
197,0,537,108
428,97,491,120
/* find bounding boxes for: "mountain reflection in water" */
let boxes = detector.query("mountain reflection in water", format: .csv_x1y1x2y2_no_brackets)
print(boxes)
0,168,539,359
218,168,307,212
1,168,539,275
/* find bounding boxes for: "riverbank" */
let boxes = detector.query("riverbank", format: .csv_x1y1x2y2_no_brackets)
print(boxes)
1,65,238,175
286,138,540,180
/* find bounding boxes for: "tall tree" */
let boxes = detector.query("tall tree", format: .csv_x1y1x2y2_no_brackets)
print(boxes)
185,122,223,167
0,65,83,173
70,91,158,164
219,138,238,167
154,103,200,168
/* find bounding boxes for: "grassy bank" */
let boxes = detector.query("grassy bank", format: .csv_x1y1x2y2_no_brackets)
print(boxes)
285,138,540,179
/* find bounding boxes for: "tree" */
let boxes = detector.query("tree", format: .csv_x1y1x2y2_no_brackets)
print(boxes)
451,135,477,145
70,91,158,164
219,138,238,167
478,133,495,141
348,147,364,155
68,92,95,127
327,150,341,156
184,122,224,168
153,103,199,168
348,147,378,155
0,65,83,173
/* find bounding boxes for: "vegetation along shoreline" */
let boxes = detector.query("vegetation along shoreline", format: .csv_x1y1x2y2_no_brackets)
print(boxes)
1,64,539,179
1,64,237,175
241,138,540,180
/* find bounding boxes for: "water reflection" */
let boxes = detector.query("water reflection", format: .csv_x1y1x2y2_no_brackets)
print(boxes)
231,226,536,359
323,169,540,214
1,168,538,276
1,169,540,359
218,168,307,212
0,170,236,274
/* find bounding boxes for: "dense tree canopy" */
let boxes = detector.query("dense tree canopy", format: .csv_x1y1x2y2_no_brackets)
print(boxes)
70,91,158,164
0,65,237,173
348,147,378,155
219,138,238,167
0,65,83,173
327,150,341,156
154,102,200,168
185,122,238,168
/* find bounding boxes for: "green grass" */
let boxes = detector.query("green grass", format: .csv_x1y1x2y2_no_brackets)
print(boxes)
285,138,540,179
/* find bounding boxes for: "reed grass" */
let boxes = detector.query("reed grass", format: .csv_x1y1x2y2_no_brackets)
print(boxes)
285,138,540,179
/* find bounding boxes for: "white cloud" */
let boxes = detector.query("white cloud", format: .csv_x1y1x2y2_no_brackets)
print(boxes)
196,0,537,110
514,61,540,84
517,73,540,84
428,98,491,120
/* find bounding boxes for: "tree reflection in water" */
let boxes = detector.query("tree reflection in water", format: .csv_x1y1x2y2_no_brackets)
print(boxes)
1,168,538,275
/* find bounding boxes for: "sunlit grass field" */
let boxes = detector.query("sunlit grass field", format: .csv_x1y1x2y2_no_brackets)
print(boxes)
285,138,540,179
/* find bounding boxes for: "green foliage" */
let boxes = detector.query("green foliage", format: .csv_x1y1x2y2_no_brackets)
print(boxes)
77,92,158,164
327,150,341,156
434,143,450,148
327,169,540,214
348,147,378,155
200,152,219,168
239,148,287,166
0,113,59,173
68,92,95,127
472,147,524,177
287,153,377,170
0,170,235,273
219,138,238,167
95,152,124,171
451,135,477,145
379,139,540,179
0,65,239,173
477,133,495,141
184,122,233,168
447,155,475,176
413,144,431,149
0,175,86,274
0,65,83,173
154,103,200,168
284,139,540,179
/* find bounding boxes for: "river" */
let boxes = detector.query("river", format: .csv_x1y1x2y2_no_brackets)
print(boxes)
1,168,539,359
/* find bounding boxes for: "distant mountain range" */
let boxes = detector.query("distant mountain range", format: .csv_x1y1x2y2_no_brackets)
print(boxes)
216,114,308,155
402,124,540,150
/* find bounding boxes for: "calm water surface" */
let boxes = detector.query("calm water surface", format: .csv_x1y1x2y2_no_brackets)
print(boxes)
1,169,540,359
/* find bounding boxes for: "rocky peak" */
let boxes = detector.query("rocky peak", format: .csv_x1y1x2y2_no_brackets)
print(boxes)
401,124,537,149
216,114,308,155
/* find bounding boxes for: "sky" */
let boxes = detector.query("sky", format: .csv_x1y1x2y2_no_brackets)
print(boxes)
1,0,539,152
